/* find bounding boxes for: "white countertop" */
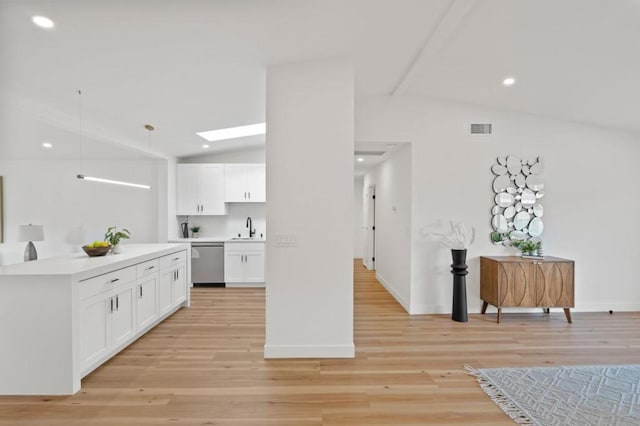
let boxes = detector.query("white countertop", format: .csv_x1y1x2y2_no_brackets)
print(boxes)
169,237,266,243
0,243,189,280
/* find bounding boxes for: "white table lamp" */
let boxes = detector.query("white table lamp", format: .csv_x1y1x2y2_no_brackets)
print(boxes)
18,224,44,262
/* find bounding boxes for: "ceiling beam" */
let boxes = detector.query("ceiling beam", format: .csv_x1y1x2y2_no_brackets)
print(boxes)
391,0,479,97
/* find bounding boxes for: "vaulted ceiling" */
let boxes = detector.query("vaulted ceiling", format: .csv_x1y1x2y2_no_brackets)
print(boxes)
2,0,639,160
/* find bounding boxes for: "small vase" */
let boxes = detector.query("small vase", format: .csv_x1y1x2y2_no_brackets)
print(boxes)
112,244,122,254
192,232,199,238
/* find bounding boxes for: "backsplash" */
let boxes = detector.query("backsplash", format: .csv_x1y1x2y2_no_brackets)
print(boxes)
176,203,266,238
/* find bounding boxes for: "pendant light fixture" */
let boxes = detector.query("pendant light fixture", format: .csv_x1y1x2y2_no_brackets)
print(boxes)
75,89,152,190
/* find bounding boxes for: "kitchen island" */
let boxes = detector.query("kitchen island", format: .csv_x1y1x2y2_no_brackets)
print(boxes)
0,243,190,395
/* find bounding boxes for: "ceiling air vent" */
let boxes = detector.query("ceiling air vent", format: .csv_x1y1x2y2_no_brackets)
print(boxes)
470,123,492,134
354,150,385,156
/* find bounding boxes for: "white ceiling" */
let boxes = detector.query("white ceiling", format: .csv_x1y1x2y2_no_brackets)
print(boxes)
1,0,639,160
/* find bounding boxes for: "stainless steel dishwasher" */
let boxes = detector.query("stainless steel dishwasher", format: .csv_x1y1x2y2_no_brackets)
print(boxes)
191,242,225,285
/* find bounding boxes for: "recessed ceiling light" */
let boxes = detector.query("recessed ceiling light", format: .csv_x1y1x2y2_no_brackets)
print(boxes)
356,158,365,162
32,16,55,29
42,142,53,148
197,123,266,142
502,77,516,86
202,144,209,148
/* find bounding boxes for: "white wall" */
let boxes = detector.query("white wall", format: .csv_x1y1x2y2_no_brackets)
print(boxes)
362,145,412,312
179,146,265,164
357,95,640,314
178,204,266,239
0,159,161,266
165,157,178,240
353,177,364,259
265,59,354,358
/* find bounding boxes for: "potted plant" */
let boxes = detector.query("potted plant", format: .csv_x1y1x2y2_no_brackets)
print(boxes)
512,239,541,257
104,227,131,254
190,226,200,238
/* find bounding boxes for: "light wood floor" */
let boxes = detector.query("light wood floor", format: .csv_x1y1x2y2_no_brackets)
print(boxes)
2,260,639,425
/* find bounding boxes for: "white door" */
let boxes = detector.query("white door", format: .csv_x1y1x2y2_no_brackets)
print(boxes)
200,165,227,215
246,164,266,202
158,269,173,315
111,286,135,348
244,252,265,282
176,164,200,215
80,292,110,372
136,275,158,330
224,165,247,202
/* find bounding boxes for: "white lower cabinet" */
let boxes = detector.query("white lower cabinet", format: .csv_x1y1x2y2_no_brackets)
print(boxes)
79,249,189,378
136,273,159,331
172,265,187,305
159,254,187,313
79,291,111,372
80,279,136,374
158,269,174,315
224,242,265,286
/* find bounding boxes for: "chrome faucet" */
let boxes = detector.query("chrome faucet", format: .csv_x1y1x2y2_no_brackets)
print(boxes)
246,216,256,237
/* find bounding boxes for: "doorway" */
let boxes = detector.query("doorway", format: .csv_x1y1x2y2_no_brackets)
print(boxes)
363,184,376,270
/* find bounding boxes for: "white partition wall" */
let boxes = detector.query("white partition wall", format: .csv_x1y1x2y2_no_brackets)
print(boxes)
265,60,354,358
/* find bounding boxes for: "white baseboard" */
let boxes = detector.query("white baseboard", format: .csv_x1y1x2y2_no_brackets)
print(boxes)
409,304,448,315
264,344,355,358
376,272,410,313
225,282,265,288
566,304,640,313
409,303,640,315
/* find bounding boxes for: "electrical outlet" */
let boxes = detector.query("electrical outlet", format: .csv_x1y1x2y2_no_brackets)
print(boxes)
274,235,297,247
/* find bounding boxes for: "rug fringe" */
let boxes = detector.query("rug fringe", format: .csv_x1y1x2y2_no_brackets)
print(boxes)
464,365,535,425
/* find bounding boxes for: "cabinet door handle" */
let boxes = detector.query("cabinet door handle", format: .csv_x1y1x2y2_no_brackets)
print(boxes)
115,296,119,311
173,257,180,261
176,270,179,280
248,192,251,200
244,192,247,199
109,298,114,313
139,285,143,298
145,265,155,271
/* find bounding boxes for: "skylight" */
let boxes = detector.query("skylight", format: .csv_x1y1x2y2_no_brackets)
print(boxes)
197,123,266,142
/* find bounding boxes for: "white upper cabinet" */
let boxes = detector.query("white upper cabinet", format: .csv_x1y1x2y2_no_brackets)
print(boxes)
224,164,266,202
176,164,228,215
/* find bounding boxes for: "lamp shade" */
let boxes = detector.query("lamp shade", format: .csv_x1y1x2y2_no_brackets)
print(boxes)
18,225,44,242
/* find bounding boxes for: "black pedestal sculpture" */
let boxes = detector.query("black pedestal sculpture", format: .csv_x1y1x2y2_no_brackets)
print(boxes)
450,249,468,322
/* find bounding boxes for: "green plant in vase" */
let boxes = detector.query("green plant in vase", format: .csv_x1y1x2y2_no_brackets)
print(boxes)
512,239,541,256
190,226,200,238
104,227,131,254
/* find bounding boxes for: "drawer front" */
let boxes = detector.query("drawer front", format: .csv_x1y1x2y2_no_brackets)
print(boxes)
224,242,265,252
159,250,187,269
80,266,136,300
137,259,160,277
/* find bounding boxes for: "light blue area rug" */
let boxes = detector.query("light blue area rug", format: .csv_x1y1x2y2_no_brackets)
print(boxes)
466,364,640,426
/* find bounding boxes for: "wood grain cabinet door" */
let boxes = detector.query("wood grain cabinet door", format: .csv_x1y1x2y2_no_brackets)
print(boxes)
499,262,537,307
535,262,574,307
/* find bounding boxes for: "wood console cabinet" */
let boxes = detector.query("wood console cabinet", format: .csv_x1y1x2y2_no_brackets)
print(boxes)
480,256,574,323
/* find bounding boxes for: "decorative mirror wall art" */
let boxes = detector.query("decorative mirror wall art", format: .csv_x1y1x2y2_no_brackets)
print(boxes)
490,156,544,245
